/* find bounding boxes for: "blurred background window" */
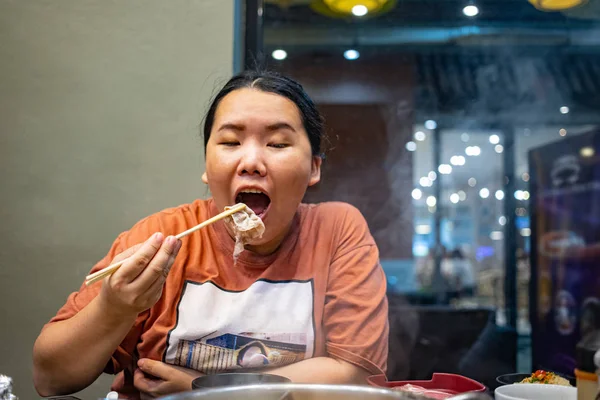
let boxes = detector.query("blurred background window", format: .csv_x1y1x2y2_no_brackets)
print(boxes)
246,0,600,387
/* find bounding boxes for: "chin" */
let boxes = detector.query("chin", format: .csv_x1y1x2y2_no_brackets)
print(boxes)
244,230,281,252
246,234,275,248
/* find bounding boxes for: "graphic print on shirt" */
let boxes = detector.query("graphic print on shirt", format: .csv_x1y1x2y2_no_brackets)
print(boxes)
164,279,315,374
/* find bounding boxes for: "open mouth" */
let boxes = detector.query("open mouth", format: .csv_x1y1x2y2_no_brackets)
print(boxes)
235,190,271,218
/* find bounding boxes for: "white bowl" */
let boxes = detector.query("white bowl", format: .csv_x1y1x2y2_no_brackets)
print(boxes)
495,383,576,400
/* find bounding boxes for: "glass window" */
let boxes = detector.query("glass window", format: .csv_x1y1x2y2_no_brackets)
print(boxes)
259,0,600,388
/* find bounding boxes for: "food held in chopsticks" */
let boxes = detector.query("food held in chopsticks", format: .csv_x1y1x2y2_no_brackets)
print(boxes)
520,370,571,386
224,203,265,260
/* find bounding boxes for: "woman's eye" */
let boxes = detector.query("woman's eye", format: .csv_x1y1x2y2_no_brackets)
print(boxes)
268,143,289,149
220,141,240,147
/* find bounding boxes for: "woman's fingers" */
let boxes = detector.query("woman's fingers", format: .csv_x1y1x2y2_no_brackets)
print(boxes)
134,359,201,398
113,233,165,283
130,235,181,291
134,368,168,399
110,243,144,264
134,368,157,396
99,233,181,317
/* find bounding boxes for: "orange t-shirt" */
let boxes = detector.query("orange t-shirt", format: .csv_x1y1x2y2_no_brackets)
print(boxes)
46,199,389,378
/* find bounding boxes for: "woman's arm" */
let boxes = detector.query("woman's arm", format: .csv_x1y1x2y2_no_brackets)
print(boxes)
320,204,389,377
33,233,181,397
127,357,369,399
267,357,370,384
33,295,138,396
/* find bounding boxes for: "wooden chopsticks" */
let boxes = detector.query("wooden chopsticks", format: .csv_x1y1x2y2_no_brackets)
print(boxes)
84,203,246,286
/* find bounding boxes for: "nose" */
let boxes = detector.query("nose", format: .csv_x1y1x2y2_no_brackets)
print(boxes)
237,143,267,177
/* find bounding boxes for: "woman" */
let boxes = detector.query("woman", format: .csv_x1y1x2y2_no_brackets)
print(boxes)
33,71,389,399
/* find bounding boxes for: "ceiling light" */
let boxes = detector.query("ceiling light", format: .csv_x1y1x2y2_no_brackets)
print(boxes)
426,196,437,207
499,216,507,226
521,228,532,237
314,0,395,18
528,0,587,11
352,4,369,16
461,133,470,142
489,134,500,144
522,172,530,182
428,206,436,214
412,188,422,200
450,193,460,204
580,147,595,158
271,49,287,60
516,207,527,216
514,190,524,200
466,146,481,156
479,188,490,198
458,190,467,201
495,144,504,154
495,190,505,200
414,131,426,141
405,141,417,151
450,155,466,166
468,177,477,187
415,225,431,235
438,164,453,174
559,128,567,137
424,120,437,130
420,177,432,187
560,106,570,114
522,191,530,201
490,231,504,241
344,49,360,60
463,4,479,17
428,171,437,181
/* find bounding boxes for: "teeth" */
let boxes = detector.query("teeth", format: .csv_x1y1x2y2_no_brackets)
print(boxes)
240,189,263,194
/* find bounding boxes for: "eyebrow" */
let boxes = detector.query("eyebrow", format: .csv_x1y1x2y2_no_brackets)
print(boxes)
266,122,296,132
217,123,244,132
217,122,296,133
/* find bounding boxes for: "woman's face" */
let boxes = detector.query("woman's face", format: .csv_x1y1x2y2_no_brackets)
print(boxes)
203,88,321,255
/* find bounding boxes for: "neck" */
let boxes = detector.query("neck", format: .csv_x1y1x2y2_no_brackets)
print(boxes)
246,221,293,255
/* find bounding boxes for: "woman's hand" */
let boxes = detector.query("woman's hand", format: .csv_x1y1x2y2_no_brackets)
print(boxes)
99,232,182,318
134,358,203,399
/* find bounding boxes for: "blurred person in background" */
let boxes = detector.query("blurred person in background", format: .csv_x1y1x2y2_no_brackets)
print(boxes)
442,249,476,300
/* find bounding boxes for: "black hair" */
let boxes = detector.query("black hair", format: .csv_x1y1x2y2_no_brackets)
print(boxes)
202,70,325,157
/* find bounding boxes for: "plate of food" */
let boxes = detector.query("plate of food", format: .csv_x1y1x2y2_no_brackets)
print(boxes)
496,370,575,387
495,383,576,400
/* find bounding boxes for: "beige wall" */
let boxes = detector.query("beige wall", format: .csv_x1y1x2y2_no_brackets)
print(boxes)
0,1,235,398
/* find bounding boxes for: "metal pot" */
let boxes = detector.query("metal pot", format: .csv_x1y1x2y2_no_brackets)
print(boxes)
157,383,493,400
192,373,291,389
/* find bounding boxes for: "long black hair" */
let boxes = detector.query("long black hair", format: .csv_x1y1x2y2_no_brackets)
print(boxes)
202,70,325,157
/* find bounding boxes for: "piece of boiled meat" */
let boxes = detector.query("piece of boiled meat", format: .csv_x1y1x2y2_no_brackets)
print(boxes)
394,384,455,400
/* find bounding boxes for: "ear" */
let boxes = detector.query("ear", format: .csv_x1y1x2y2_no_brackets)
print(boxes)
308,156,322,187
201,171,209,184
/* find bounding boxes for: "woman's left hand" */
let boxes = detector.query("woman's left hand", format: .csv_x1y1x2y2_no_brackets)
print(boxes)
134,358,204,399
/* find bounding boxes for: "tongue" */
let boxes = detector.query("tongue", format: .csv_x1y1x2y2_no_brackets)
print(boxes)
238,193,270,215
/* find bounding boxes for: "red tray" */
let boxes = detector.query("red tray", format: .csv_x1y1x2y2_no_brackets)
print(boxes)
368,373,486,394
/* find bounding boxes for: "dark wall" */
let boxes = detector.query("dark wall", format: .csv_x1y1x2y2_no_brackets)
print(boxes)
274,55,416,258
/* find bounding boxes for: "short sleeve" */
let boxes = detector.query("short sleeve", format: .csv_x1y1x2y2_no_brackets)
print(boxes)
42,215,163,374
323,205,389,376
